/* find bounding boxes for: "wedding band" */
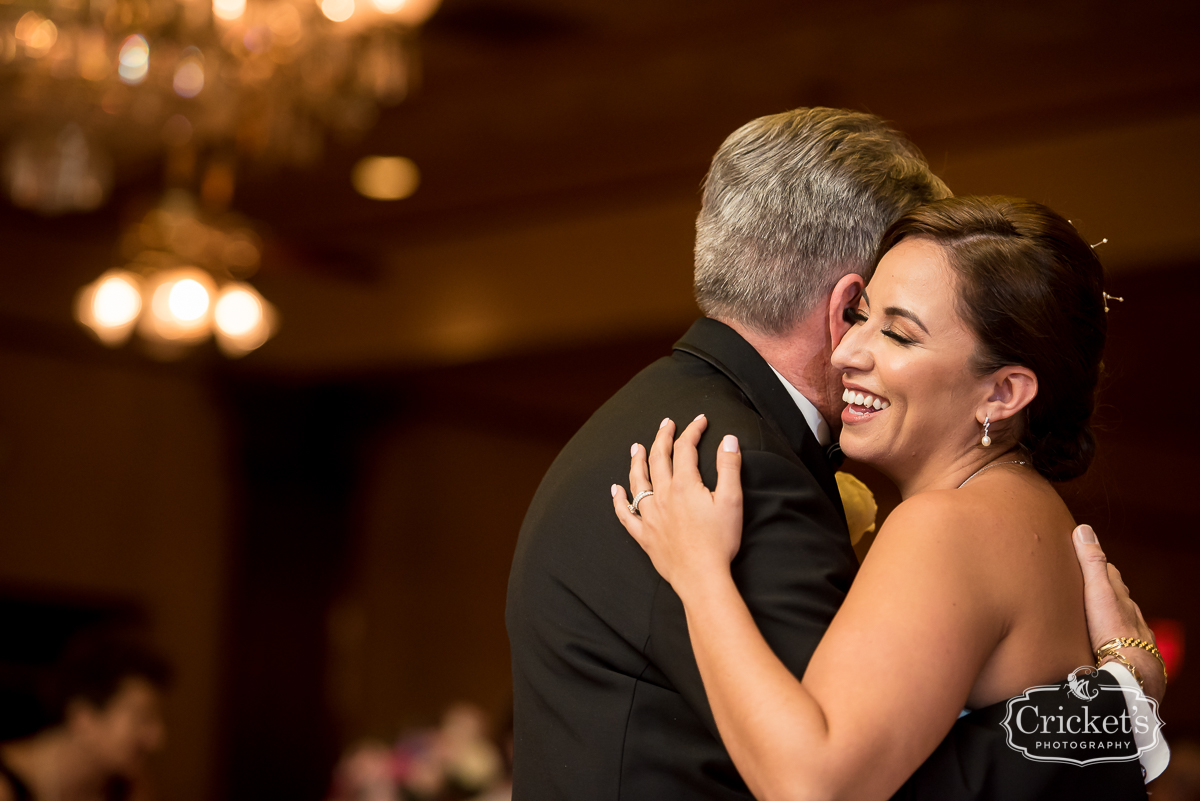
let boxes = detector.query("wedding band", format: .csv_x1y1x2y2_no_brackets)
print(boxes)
630,490,655,515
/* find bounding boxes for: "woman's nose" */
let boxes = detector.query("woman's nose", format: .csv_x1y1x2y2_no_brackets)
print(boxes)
832,323,872,373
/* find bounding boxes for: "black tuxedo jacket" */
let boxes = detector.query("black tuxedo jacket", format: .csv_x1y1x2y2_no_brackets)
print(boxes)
506,318,1146,800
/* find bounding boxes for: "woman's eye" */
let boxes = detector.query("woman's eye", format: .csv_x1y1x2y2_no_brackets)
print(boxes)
843,308,867,324
882,327,915,346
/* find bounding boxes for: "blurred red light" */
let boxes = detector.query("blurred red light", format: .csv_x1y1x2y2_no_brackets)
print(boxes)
1149,618,1184,680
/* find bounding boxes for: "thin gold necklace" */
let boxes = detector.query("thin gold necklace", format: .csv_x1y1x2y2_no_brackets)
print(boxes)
957,459,1027,489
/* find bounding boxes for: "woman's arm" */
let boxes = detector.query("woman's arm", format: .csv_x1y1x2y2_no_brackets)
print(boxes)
613,417,1005,801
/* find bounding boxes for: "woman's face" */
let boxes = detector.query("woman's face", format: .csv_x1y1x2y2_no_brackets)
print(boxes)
831,237,990,481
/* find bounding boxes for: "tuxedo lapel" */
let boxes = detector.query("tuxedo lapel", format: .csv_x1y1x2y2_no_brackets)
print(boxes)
674,318,845,518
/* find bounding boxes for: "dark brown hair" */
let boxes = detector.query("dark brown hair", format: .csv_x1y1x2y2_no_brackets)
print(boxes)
46,630,172,723
877,196,1107,481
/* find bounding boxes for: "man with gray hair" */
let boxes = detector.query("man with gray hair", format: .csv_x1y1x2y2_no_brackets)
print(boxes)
505,108,1145,799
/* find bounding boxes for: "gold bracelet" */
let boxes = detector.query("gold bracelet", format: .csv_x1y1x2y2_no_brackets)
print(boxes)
1095,637,1168,685
1097,651,1144,690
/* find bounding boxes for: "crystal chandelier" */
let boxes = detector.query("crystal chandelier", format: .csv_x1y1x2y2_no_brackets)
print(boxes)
2,0,440,356
1,0,441,212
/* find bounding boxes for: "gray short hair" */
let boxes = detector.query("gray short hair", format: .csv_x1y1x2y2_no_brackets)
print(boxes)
694,108,951,334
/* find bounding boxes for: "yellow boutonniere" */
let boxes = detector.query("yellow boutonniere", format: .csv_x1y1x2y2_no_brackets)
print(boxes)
835,471,878,546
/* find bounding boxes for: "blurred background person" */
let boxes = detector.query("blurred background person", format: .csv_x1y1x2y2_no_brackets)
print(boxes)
0,633,170,801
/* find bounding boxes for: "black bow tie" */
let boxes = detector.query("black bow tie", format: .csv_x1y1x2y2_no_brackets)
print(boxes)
825,443,845,469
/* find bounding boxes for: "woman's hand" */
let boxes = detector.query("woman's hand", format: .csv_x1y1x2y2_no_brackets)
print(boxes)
1072,524,1167,703
611,415,744,596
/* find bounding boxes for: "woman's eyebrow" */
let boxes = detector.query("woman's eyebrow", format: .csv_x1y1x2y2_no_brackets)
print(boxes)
883,306,929,334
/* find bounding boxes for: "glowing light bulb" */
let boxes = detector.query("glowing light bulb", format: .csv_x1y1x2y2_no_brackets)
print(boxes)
93,274,142,327
174,49,205,98
351,156,419,200
379,0,439,24
76,270,144,347
213,0,246,20
16,13,58,57
213,283,274,356
320,0,354,22
118,35,149,85
144,269,216,343
215,286,263,336
167,278,210,321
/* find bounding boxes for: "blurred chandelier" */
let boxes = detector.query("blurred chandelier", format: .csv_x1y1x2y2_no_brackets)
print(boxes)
1,0,441,213
2,0,440,357
76,189,278,357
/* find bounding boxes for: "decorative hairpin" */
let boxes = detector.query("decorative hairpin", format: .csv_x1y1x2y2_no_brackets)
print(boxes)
1067,224,1119,311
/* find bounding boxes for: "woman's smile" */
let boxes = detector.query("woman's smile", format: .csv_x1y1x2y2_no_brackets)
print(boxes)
840,385,890,423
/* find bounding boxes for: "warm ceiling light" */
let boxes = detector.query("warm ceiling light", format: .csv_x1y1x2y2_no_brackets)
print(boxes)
215,285,262,336
173,49,205,98
370,0,406,13
93,273,142,327
167,278,210,322
214,283,275,356
381,0,440,24
118,35,150,85
75,270,143,346
15,13,58,57
145,268,215,342
213,0,246,20
351,156,419,200
320,0,355,22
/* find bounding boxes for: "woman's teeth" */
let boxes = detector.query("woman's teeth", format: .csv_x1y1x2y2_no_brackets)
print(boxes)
841,388,889,410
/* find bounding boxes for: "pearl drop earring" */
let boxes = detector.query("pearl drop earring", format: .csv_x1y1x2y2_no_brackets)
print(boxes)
981,415,992,447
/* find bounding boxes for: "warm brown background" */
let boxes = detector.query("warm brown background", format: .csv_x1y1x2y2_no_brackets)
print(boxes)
1,2,1197,799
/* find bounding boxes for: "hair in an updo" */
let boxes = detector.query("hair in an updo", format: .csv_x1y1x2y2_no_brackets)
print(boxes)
876,196,1107,482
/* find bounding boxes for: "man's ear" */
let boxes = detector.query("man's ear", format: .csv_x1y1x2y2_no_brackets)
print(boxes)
980,366,1039,423
828,273,864,348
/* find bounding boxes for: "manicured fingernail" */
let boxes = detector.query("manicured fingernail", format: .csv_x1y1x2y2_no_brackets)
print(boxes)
631,443,639,457
611,484,619,497
1075,525,1098,545
659,417,670,429
722,434,739,453
694,413,706,421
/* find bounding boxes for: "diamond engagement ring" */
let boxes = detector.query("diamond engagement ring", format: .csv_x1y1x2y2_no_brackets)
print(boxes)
629,490,654,515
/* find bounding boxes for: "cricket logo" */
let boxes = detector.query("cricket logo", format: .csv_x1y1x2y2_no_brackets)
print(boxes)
1067,666,1100,702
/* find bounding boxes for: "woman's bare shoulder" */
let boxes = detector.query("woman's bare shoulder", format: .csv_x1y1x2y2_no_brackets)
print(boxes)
872,480,1055,577
888,474,1061,536
875,489,979,548
856,490,997,604
875,476,1075,594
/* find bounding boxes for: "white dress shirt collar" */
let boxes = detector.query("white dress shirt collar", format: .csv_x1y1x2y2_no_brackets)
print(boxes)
767,364,831,448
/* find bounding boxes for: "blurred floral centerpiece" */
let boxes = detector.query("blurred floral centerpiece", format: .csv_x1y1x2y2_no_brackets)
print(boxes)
328,703,510,801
